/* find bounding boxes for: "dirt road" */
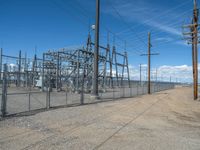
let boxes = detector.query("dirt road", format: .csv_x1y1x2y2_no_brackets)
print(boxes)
0,87,200,150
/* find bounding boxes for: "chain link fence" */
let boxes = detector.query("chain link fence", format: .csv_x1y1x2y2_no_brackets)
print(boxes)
0,65,175,117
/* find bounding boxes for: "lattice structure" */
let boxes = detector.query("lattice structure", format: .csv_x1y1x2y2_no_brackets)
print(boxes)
41,34,130,92
0,34,130,93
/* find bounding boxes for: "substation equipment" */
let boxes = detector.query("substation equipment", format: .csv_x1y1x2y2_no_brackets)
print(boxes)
0,34,131,93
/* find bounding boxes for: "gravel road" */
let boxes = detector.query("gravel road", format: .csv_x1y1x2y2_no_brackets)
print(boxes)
0,87,200,150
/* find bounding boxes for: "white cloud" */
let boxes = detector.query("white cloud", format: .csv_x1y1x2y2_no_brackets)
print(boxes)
106,63,196,83
140,64,147,67
155,37,173,42
145,20,182,36
175,41,190,47
127,64,197,83
103,1,184,38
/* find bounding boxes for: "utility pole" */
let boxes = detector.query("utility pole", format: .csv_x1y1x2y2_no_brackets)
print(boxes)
183,0,199,100
140,64,142,85
148,32,151,94
0,48,2,82
17,50,21,87
155,68,158,82
141,32,159,94
92,0,100,96
194,0,198,100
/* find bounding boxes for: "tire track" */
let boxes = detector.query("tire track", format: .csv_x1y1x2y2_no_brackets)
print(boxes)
93,93,169,150
20,96,148,150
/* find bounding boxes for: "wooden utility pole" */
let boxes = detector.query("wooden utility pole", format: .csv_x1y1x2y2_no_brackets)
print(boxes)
92,0,100,96
155,68,158,82
183,0,199,100
141,32,159,94
193,0,198,100
148,32,151,94
140,64,142,85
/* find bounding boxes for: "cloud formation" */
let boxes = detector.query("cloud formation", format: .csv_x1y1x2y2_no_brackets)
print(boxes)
128,64,194,83
103,0,187,39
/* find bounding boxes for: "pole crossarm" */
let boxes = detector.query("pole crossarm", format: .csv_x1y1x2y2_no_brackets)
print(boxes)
182,24,200,28
140,53,159,56
182,32,200,35
140,32,160,94
182,0,199,100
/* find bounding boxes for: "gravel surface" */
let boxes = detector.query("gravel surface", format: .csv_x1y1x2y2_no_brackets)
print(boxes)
0,87,200,150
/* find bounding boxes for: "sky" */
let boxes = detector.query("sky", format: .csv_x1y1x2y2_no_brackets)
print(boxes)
0,0,197,82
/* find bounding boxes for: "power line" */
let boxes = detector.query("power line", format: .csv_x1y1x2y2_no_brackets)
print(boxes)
121,11,191,42
116,0,192,35
106,0,148,47
51,0,89,26
124,10,192,38
67,0,133,51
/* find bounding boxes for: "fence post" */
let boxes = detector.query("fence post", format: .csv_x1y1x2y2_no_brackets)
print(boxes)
46,87,50,109
80,83,84,105
112,87,115,100
1,64,7,117
66,91,68,106
156,83,158,92
123,86,125,97
27,84,32,111
28,92,31,111
142,83,144,95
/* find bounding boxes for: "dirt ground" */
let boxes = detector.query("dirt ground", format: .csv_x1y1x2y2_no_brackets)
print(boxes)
0,87,200,150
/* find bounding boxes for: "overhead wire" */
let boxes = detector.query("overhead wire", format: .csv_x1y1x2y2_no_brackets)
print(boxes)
51,0,190,56
121,9,192,39
67,0,133,52
53,0,149,55
116,0,192,35
106,0,148,47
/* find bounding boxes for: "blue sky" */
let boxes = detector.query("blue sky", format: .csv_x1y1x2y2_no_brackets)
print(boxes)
0,0,196,82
